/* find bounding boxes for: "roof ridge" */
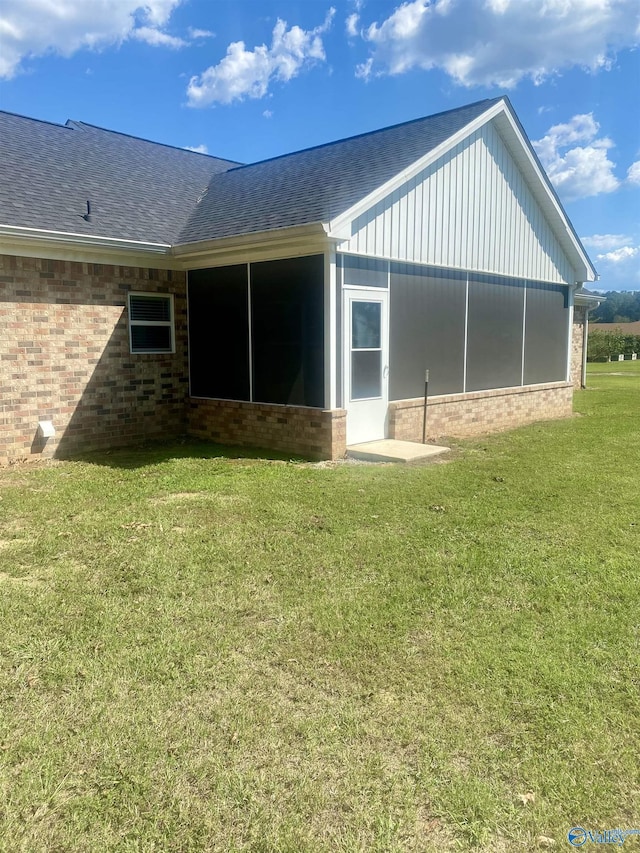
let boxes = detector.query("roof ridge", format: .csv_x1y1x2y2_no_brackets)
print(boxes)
226,97,505,173
0,110,74,132
65,119,242,166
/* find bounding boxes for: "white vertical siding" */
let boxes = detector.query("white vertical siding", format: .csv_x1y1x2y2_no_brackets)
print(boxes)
344,121,576,284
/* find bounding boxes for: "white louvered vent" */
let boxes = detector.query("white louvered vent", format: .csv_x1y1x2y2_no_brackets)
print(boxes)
128,293,174,353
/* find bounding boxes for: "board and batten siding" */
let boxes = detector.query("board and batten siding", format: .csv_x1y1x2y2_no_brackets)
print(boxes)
344,120,576,285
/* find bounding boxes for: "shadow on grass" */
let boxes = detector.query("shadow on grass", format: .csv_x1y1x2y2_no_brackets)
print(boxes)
56,437,305,470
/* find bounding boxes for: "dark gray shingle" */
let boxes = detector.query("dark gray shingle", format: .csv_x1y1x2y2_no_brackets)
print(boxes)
178,98,502,244
0,112,239,243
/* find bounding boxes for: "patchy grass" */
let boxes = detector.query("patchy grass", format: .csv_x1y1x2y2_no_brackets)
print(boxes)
0,373,638,851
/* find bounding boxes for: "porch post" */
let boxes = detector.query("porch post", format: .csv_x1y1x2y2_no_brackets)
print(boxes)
324,250,337,409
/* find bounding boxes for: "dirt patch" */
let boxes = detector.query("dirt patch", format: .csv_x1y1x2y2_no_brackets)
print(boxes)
0,457,63,471
151,492,248,506
0,570,43,587
0,537,30,549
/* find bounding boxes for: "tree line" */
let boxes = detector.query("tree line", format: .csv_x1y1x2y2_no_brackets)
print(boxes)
589,290,640,324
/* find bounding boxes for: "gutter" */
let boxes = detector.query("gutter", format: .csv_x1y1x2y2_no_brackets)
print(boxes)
0,224,171,255
0,221,340,270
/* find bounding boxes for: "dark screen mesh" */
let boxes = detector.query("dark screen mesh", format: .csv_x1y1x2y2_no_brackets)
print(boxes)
251,255,325,407
389,263,466,399
188,265,250,400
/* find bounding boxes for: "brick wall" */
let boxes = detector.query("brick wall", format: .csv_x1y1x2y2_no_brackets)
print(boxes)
388,382,574,443
187,398,347,460
0,254,187,464
571,305,587,389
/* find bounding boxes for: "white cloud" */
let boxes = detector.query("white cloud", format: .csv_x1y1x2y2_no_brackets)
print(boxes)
355,0,640,87
184,143,208,154
132,26,185,48
187,9,335,107
0,0,184,77
346,13,360,37
533,114,620,202
582,234,634,252
263,109,273,119
627,161,640,185
188,27,215,40
597,246,639,264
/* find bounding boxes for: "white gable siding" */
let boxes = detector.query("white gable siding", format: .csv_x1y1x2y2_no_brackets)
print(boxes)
343,120,576,284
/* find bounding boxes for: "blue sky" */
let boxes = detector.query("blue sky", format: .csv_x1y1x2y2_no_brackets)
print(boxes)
0,0,638,290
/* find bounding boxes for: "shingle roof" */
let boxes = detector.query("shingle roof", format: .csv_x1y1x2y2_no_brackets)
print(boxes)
178,98,502,244
0,112,239,244
0,98,502,246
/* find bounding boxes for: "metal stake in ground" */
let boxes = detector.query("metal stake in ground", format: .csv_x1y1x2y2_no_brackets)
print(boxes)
422,369,429,444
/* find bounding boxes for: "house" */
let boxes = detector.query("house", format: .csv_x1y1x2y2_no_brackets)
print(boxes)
0,97,597,464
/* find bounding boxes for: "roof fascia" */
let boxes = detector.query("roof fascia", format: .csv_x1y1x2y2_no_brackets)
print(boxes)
172,222,335,269
0,224,175,268
327,100,508,238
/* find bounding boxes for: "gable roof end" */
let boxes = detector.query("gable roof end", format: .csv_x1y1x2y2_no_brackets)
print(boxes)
329,97,597,284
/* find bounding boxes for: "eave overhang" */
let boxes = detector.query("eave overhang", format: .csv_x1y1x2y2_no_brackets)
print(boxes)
575,292,605,307
0,224,174,268
172,222,338,268
0,222,342,270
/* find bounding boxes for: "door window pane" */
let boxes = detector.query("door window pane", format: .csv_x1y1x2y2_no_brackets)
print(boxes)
352,301,381,349
352,350,381,399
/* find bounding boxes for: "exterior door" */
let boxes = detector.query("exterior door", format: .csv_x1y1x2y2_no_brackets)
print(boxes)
344,289,389,445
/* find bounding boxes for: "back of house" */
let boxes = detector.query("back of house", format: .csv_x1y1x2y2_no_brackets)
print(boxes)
0,97,597,463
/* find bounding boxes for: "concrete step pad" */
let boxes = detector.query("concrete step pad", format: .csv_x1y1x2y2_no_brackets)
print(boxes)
347,439,450,463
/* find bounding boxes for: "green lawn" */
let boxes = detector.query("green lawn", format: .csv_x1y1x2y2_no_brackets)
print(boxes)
1,369,638,852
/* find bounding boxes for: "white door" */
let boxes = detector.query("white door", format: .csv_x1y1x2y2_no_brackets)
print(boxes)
344,289,389,445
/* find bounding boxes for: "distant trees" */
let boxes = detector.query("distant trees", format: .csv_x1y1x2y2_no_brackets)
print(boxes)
590,291,640,323
587,329,640,362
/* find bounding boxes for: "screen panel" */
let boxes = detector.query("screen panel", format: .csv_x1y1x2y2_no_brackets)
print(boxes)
524,282,569,384
188,265,250,400
389,263,466,399
466,275,524,392
340,254,388,288
251,255,324,408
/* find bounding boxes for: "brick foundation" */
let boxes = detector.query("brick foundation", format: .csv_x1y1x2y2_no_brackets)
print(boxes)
388,382,574,442
187,398,347,460
0,254,187,464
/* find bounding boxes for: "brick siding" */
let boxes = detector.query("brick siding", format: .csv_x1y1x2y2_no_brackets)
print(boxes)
388,381,574,443
0,254,187,464
187,398,347,460
571,305,587,389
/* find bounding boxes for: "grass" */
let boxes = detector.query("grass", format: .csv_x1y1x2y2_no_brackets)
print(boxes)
0,367,638,851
